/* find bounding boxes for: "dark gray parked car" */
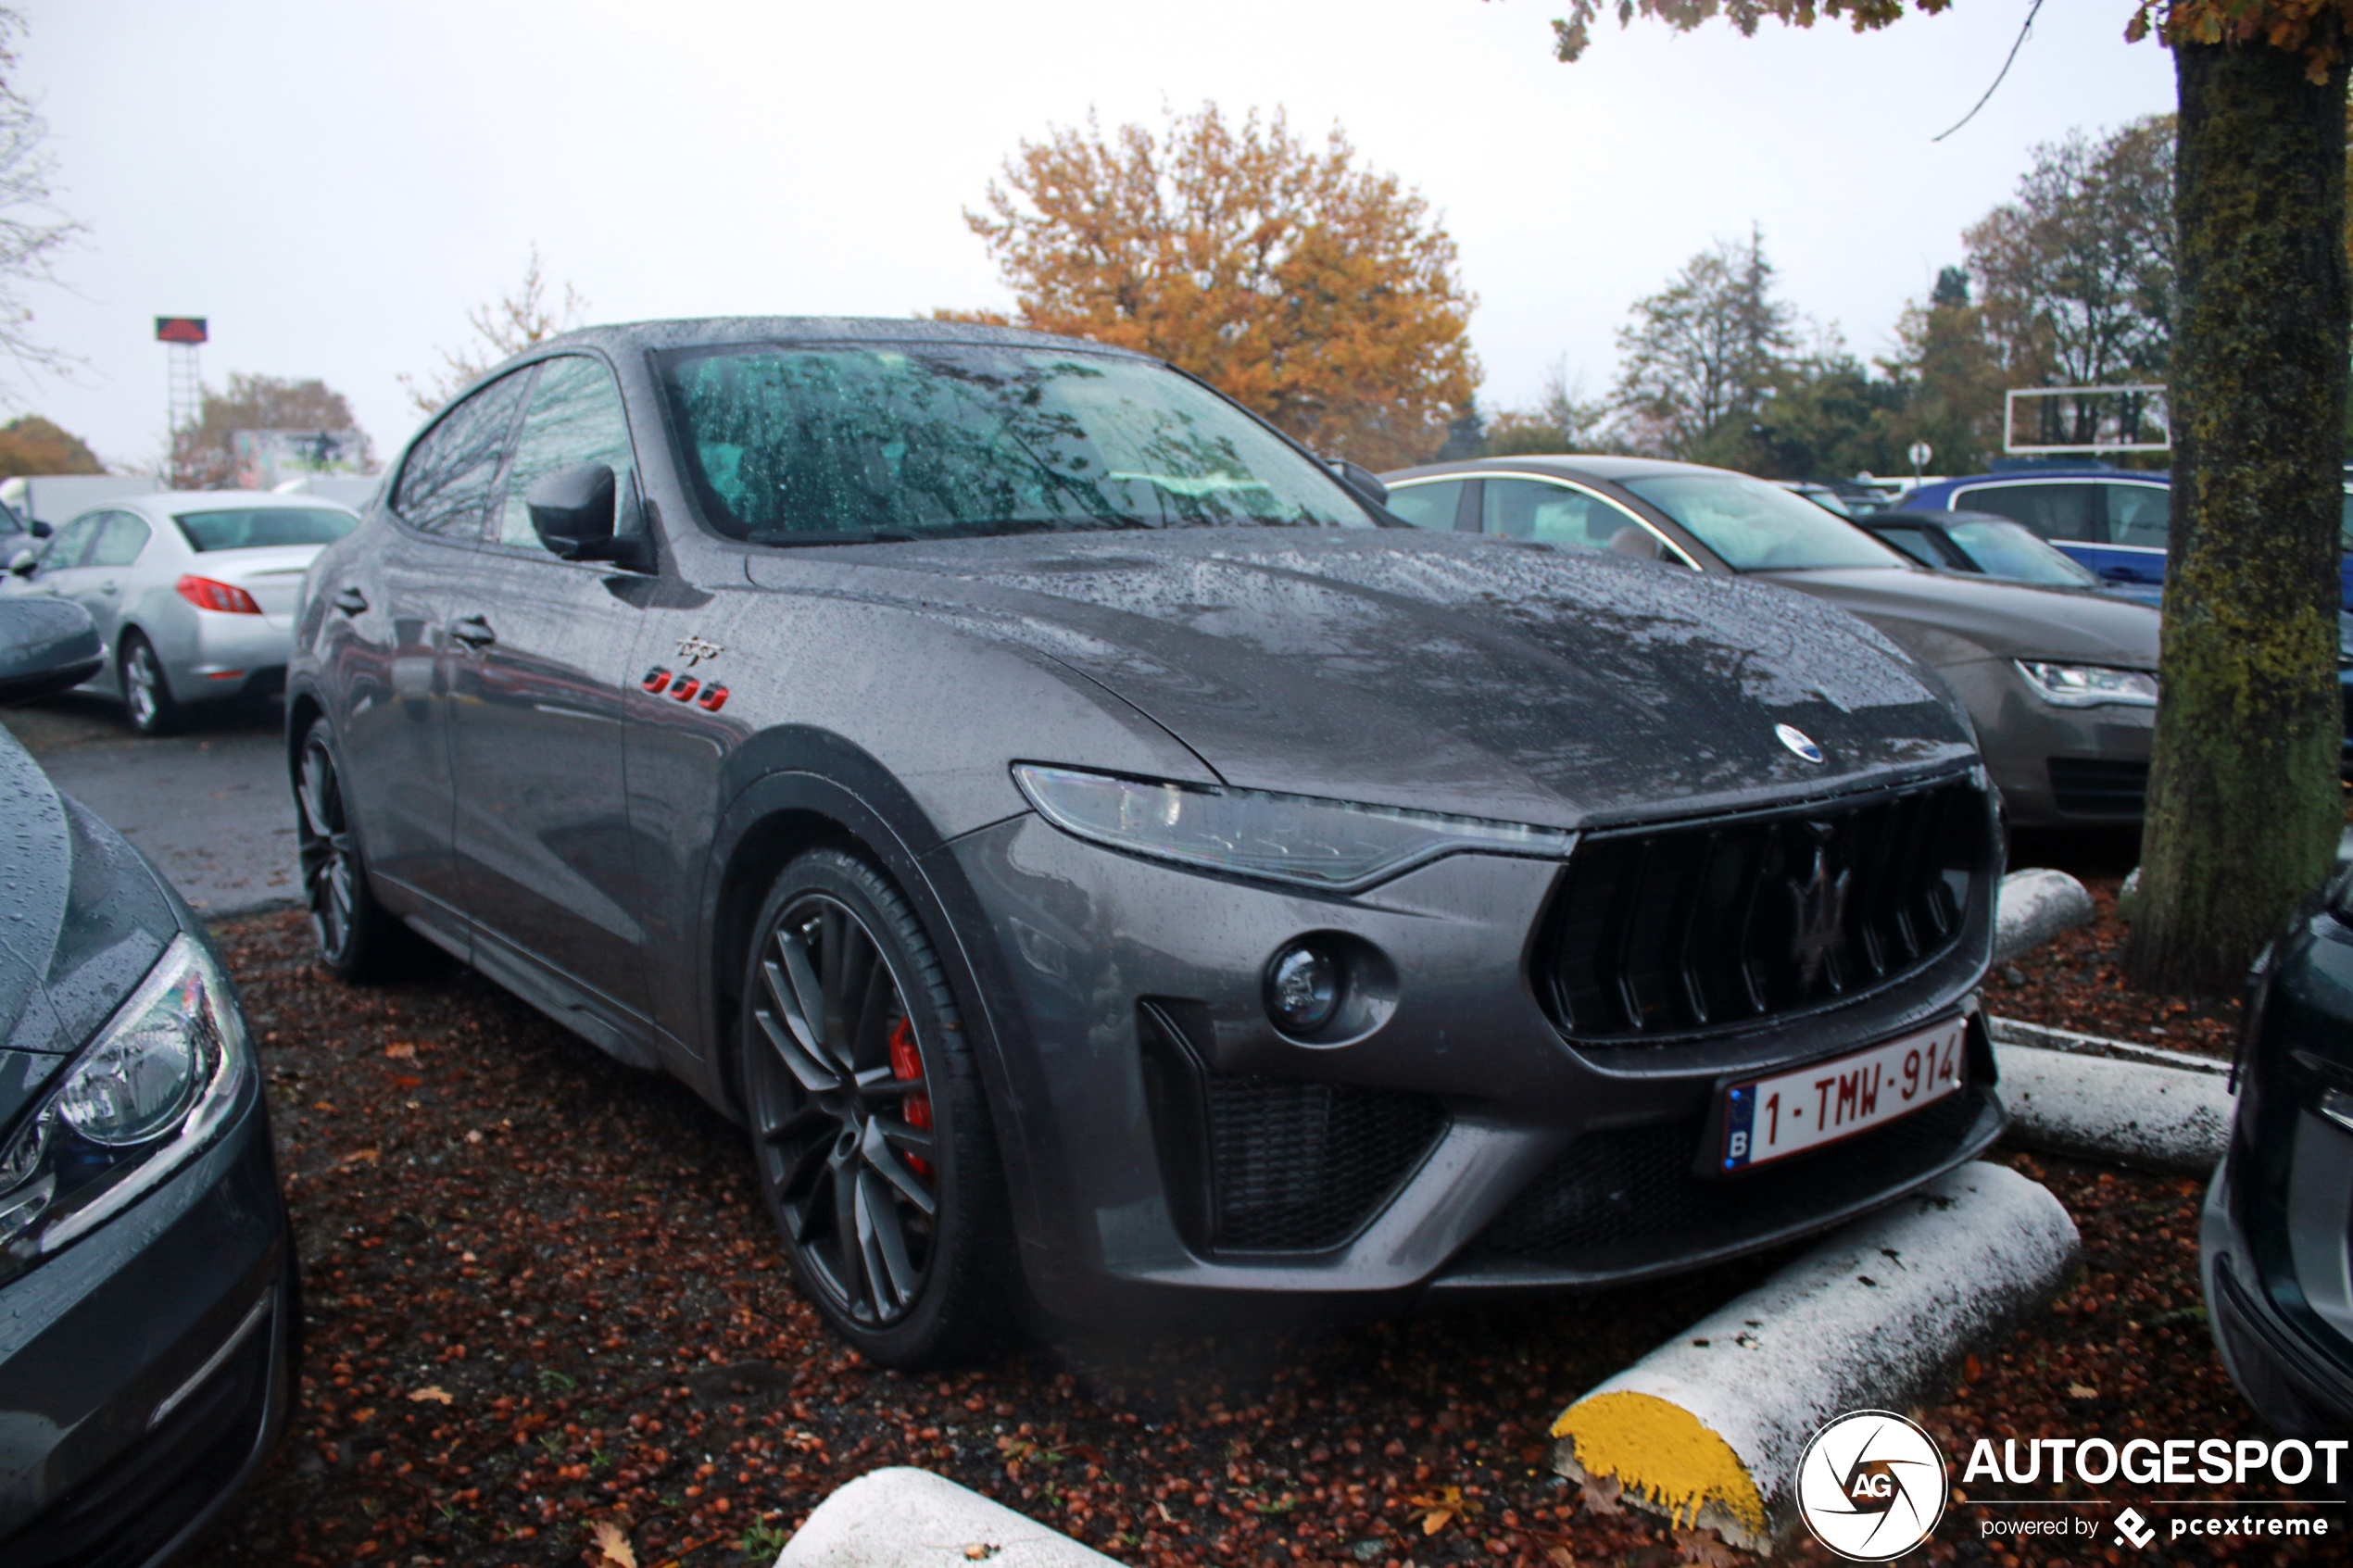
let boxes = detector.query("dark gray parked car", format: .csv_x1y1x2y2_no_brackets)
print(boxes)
0,597,294,1565
1382,458,2167,826
290,319,2005,1367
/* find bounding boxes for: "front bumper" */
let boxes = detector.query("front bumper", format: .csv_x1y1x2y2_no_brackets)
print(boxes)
940,784,2001,1328
1938,658,2153,826
0,1064,293,1566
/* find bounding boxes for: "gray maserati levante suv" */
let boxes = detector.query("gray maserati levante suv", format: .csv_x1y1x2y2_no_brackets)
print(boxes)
290,319,2005,1366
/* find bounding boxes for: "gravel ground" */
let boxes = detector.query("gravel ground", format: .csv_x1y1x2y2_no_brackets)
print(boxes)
182,909,2334,1568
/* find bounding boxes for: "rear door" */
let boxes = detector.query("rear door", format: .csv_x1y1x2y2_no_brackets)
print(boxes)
2095,482,2171,587
445,354,654,1023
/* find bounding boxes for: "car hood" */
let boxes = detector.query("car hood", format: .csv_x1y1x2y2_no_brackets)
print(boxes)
0,727,179,1133
743,530,1977,828
1750,567,2164,670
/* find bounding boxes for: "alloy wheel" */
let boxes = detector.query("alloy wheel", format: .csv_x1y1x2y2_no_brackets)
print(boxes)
296,734,360,963
747,893,940,1328
123,642,161,731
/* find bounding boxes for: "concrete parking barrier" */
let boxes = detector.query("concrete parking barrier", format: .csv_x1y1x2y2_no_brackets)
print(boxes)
774,1466,1118,1568
1550,1162,2078,1553
1993,868,2095,966
1992,1041,2233,1173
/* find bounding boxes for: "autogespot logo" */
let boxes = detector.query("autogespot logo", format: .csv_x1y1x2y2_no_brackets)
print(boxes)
1796,1411,1948,1561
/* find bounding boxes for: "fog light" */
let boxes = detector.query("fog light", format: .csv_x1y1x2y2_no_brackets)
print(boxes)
1265,943,1340,1034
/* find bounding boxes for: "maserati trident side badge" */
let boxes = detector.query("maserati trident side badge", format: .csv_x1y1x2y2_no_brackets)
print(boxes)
676,634,724,667
1776,723,1826,763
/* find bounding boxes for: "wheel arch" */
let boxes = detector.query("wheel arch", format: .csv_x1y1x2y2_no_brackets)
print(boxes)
698,728,1048,1260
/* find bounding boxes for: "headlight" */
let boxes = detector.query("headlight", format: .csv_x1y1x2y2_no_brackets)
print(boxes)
0,935,251,1277
1012,763,1573,891
2015,660,2159,708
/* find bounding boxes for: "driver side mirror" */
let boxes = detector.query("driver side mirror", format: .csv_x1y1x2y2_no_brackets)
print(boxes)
0,597,103,704
526,463,648,569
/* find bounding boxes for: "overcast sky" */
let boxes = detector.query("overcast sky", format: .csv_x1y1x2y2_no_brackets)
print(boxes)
16,0,2174,472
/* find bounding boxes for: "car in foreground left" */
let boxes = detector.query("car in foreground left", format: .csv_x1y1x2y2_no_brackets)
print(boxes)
0,596,295,1564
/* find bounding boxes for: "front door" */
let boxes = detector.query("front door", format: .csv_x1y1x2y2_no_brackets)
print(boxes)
446,355,653,1022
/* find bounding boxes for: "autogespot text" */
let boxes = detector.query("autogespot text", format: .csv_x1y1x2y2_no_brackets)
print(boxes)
1962,1436,2348,1487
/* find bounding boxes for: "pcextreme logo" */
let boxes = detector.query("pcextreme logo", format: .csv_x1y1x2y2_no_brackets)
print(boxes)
1794,1410,1946,1561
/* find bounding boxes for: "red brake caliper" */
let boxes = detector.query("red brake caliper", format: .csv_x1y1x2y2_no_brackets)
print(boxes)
887,1017,933,1177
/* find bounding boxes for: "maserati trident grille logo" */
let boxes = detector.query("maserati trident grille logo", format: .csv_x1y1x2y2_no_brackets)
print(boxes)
1776,723,1826,762
1787,827,1851,988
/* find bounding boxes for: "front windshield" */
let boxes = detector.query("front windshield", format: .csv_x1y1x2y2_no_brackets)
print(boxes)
656,344,1371,542
1620,471,1905,571
173,507,357,551
1946,518,2099,586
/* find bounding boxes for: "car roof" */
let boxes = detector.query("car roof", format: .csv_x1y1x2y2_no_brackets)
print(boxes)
516,315,1158,362
1382,454,1722,483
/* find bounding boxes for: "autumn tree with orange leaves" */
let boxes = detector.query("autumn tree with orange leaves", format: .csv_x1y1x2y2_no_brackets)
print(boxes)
1538,1,2350,994
948,105,1479,471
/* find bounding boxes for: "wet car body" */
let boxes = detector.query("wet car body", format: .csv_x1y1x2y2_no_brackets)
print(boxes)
291,320,2004,1351
0,599,294,1565
1382,457,2167,827
2204,867,2353,1440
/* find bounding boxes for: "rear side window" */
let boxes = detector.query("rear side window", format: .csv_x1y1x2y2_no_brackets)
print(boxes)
2103,483,2171,549
86,513,151,567
173,508,357,552
394,372,531,538
1953,482,2096,543
495,357,638,551
1384,479,1466,531
1481,477,1641,550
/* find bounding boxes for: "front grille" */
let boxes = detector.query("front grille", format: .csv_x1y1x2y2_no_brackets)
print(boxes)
1138,1001,1447,1255
2047,757,2148,815
1462,1084,1992,1273
1538,777,1988,1042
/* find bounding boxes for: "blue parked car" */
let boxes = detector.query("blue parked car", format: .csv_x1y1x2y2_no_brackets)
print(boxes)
1895,464,2353,611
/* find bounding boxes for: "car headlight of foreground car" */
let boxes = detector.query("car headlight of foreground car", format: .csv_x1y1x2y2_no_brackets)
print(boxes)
2015,659,2159,708
0,935,251,1280
1013,762,1573,892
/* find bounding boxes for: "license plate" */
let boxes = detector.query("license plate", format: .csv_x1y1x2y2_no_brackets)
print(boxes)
1718,1017,1969,1173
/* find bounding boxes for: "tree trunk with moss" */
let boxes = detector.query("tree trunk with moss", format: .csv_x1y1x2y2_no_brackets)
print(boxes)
2124,37,2349,994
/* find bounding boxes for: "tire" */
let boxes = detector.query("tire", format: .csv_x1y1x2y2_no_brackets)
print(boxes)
294,717,418,982
738,847,1012,1369
120,630,183,737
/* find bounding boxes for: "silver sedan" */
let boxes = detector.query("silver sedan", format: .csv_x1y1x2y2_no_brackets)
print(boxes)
2,490,358,734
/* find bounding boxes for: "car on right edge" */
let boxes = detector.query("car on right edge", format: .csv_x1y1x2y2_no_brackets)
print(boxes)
1380,456,2167,826
2203,867,2353,1441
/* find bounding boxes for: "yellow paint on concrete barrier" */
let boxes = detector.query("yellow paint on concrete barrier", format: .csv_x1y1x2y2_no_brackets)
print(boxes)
1551,1390,1767,1537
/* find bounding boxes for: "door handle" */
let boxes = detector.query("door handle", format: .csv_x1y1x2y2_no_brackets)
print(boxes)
333,586,368,616
449,614,497,649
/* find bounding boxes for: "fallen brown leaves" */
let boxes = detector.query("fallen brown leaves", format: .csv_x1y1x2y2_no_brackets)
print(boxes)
182,907,2329,1568
1989,874,2240,1059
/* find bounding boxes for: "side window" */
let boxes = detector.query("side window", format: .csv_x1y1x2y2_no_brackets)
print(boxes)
2103,483,2171,550
1482,477,1638,550
86,513,152,568
1383,479,1467,531
37,513,103,571
1874,527,1949,570
393,371,531,538
495,357,639,552
1953,483,2095,543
